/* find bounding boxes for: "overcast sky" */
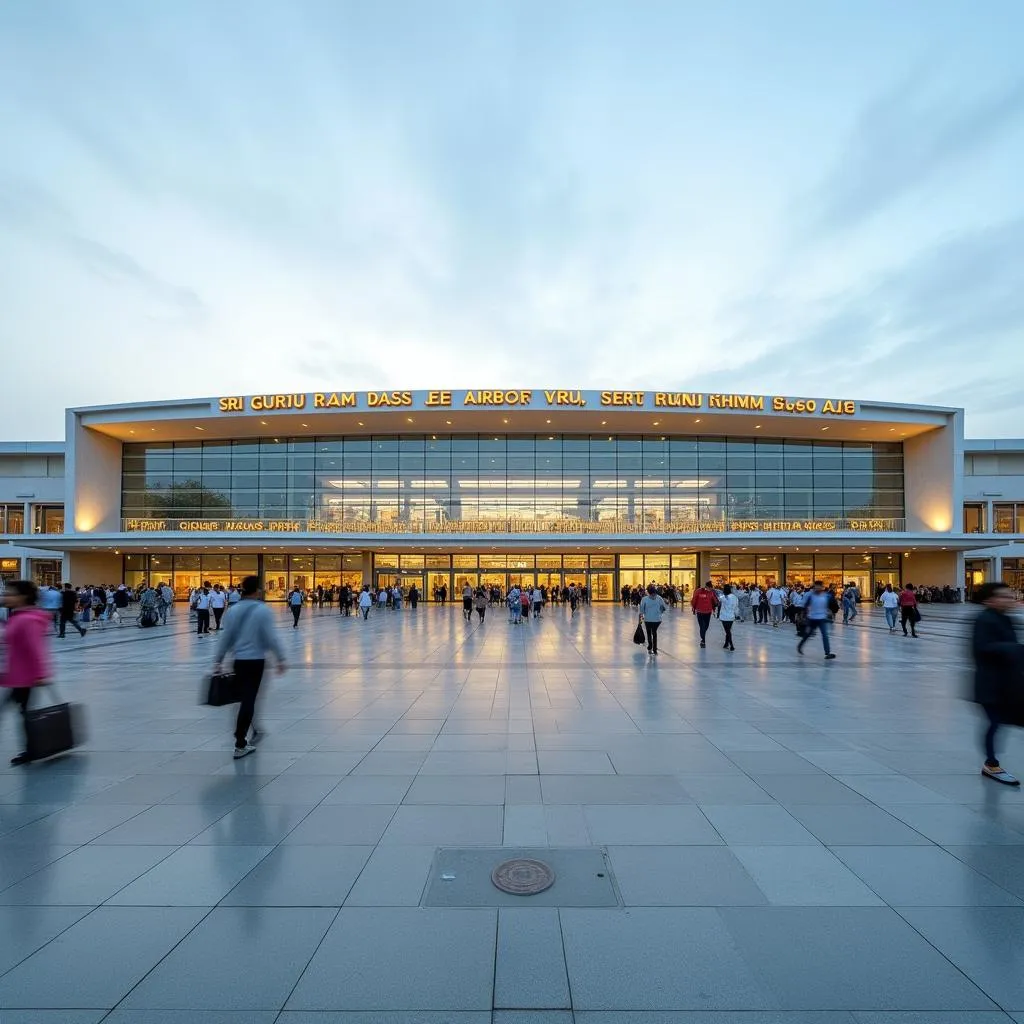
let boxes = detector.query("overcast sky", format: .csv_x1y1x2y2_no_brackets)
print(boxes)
1,0,1022,440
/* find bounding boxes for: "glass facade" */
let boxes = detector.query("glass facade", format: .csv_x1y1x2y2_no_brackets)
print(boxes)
0,504,25,535
993,503,1024,534
122,435,905,527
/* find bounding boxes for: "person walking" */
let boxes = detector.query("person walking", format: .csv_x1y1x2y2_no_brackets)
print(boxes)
531,585,544,619
194,586,211,636
507,585,522,624
766,584,785,627
212,575,287,760
737,586,752,623
899,583,920,638
58,582,86,638
409,584,419,609
0,581,53,765
39,584,61,634
719,584,739,651
879,584,900,633
474,587,487,622
462,583,474,622
227,585,241,608
690,580,719,648
210,584,228,630
842,582,858,624
639,583,667,656
358,585,373,619
970,582,1022,785
288,587,304,628
798,580,836,660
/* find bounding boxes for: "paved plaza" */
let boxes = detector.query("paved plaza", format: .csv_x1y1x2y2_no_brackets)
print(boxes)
2,601,1024,1022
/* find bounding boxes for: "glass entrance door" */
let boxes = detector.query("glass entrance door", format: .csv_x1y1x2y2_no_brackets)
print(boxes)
589,572,614,602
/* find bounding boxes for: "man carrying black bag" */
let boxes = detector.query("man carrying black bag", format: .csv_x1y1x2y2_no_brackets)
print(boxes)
212,576,286,760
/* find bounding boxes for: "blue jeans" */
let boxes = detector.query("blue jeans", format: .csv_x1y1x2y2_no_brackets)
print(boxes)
884,607,898,629
842,598,856,623
801,618,831,655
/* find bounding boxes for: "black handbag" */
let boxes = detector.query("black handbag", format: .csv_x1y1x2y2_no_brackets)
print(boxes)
203,671,243,707
633,619,646,645
25,694,83,761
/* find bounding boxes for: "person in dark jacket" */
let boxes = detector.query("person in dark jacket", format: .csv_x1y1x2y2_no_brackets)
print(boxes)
971,582,1022,785
58,583,85,638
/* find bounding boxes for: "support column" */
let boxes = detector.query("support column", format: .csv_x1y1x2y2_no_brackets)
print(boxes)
697,552,714,586
361,551,373,587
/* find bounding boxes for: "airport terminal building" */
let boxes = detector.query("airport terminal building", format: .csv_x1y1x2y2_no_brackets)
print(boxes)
2,388,1022,600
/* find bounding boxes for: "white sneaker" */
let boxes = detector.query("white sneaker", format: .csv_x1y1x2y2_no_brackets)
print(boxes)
233,744,255,760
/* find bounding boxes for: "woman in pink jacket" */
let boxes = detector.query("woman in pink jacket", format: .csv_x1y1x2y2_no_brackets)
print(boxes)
2,580,52,765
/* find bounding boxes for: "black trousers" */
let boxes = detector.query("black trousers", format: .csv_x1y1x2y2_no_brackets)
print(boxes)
901,607,917,636
196,609,210,634
696,612,712,642
644,621,661,652
213,607,225,630
291,606,302,627
58,611,84,637
722,620,734,649
233,659,266,747
983,704,1001,765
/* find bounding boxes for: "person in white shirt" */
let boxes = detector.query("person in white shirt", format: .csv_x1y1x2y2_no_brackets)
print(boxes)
227,585,241,606
878,584,900,633
358,586,373,620
749,585,762,624
193,587,212,636
766,586,785,626
718,584,739,651
531,586,544,618
209,584,228,630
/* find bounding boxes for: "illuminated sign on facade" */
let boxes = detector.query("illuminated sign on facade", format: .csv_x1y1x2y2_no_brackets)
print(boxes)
216,391,858,417
123,517,902,536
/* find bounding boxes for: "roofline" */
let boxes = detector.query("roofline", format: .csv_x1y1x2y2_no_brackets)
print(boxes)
0,442,65,455
964,439,1024,452
67,391,963,418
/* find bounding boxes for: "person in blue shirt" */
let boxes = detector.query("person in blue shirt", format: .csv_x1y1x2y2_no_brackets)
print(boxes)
798,580,837,660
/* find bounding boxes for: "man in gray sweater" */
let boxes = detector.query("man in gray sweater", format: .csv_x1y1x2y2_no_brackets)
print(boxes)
212,575,287,759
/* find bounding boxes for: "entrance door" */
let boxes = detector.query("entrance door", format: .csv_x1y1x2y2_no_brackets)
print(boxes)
427,571,450,603
480,573,505,599
589,572,614,602
509,572,535,594
873,570,899,599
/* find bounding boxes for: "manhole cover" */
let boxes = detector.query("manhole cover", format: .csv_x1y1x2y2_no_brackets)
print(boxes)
491,858,556,895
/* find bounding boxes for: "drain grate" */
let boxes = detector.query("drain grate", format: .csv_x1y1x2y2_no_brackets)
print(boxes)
423,847,619,907
492,857,556,895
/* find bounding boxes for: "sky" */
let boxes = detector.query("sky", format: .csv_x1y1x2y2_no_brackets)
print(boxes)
1,0,1023,440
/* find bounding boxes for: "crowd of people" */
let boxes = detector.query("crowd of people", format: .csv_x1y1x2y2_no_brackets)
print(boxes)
0,570,1017,786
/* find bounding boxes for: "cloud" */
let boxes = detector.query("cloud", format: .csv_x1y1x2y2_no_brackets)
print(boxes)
806,75,1024,234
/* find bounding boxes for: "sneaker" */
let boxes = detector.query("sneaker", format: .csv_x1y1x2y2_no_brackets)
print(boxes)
10,752,31,766
249,727,262,745
982,764,1020,786
699,641,705,648
796,643,805,655
825,653,837,660
233,744,255,760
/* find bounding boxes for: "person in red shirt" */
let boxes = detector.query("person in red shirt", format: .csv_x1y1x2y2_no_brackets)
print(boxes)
899,583,919,638
690,580,720,649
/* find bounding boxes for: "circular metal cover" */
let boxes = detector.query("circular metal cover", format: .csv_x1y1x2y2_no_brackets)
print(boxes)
491,858,556,895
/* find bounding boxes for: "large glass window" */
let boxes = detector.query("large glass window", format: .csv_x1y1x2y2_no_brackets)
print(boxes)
121,436,904,529
993,504,1024,534
0,505,25,535
964,503,987,534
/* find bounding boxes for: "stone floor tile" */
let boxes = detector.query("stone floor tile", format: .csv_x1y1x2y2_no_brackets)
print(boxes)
494,908,571,1008
221,844,372,906
719,906,995,1010
117,907,336,1010
730,846,885,906
0,905,89,974
380,804,504,845
282,804,397,845
0,906,208,1008
540,775,689,804
583,805,722,845
404,775,506,804
107,844,272,905
607,845,768,906
560,908,774,1009
785,804,934,846
322,775,415,804
0,844,175,905
286,908,497,1010
832,845,1023,906
897,907,1024,1008
344,844,437,906
700,805,821,845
